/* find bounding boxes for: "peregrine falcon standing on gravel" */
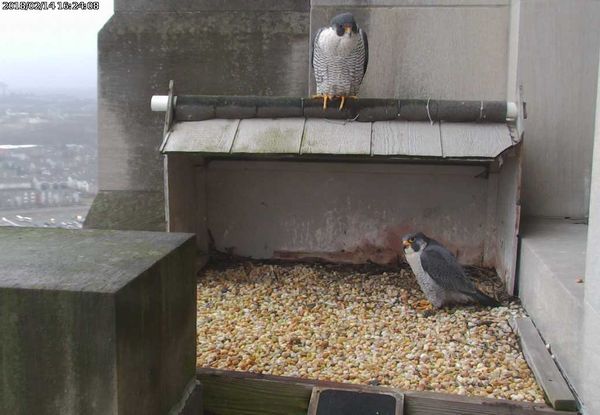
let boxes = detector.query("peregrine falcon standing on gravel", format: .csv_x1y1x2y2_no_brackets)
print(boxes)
402,232,499,310
312,12,368,110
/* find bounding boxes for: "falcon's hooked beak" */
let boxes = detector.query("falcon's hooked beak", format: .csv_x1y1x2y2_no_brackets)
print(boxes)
343,25,352,34
402,239,414,255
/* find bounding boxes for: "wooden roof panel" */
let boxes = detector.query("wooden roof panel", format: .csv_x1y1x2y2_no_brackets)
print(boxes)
301,119,372,155
441,123,513,158
231,118,305,154
163,119,239,153
372,121,443,157
161,118,517,161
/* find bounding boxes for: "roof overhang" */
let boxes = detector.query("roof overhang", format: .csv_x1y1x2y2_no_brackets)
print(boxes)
153,87,521,163
160,118,518,162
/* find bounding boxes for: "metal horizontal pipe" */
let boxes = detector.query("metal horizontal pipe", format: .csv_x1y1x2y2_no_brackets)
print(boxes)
151,95,516,123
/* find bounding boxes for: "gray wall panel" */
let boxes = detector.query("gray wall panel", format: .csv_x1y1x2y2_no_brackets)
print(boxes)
516,0,600,218
205,160,492,266
310,5,510,99
582,47,600,415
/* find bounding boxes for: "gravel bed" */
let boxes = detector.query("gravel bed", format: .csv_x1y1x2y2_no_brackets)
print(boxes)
196,262,545,403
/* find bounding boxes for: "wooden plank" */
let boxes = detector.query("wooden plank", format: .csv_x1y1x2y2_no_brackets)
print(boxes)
372,121,442,156
199,371,311,415
512,317,578,411
164,154,210,258
301,119,371,155
403,391,565,415
441,123,514,158
197,368,571,415
493,146,522,294
231,118,305,154
164,118,514,160
164,153,194,233
162,119,239,153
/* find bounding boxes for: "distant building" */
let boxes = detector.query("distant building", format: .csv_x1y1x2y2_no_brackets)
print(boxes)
0,180,34,209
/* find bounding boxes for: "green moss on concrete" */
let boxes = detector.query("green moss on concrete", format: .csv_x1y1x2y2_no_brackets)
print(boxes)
0,228,197,415
0,227,192,292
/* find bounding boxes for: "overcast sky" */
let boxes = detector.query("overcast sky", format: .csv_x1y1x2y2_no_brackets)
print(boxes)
0,1,113,95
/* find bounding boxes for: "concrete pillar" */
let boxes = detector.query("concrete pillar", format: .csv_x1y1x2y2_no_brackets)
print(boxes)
585,49,600,318
516,0,600,218
581,49,600,415
86,1,310,231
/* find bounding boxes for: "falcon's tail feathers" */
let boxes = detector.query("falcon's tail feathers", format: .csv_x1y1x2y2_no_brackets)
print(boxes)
471,290,500,307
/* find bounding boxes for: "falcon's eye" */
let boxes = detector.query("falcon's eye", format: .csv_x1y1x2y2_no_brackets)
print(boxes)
409,237,415,243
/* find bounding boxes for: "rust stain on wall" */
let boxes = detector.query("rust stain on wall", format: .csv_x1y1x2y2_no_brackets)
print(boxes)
273,224,484,266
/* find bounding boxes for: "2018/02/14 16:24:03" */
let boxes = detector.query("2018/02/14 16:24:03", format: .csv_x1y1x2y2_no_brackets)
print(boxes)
1,1,99,10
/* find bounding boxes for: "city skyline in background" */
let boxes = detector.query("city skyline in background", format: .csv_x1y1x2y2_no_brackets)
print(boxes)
0,1,113,95
0,4,112,225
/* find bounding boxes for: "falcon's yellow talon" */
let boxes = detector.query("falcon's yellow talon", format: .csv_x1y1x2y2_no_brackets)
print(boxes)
323,95,329,110
414,299,434,312
339,96,346,110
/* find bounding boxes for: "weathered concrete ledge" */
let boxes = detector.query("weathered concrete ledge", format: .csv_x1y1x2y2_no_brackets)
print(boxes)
84,190,166,232
518,218,594,413
0,228,198,415
165,95,513,123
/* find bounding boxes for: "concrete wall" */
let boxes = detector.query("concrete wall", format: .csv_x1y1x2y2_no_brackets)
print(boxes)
581,51,600,415
515,0,600,218
204,160,504,268
89,1,310,230
91,0,515,232
310,0,510,100
517,5,600,413
92,0,600,223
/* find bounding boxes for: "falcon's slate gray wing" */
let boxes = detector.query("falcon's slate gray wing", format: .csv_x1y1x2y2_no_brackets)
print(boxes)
420,245,478,295
312,28,328,88
360,28,368,77
311,28,324,72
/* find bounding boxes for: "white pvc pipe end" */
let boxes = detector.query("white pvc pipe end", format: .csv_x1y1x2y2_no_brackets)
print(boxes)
506,101,518,120
151,95,169,112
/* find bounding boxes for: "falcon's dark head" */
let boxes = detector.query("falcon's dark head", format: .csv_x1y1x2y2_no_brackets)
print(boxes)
330,12,359,36
402,232,428,254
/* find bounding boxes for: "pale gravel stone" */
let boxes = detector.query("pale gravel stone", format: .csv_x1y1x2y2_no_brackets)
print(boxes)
196,262,546,403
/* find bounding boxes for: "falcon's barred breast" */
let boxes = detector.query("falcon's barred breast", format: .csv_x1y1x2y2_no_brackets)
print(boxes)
312,13,369,98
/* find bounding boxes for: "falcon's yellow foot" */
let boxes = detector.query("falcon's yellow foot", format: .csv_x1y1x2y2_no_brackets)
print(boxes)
310,94,331,110
414,299,434,312
338,95,359,110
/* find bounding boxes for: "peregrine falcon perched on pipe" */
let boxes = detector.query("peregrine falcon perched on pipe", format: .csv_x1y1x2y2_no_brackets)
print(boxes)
402,232,499,310
312,12,368,110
